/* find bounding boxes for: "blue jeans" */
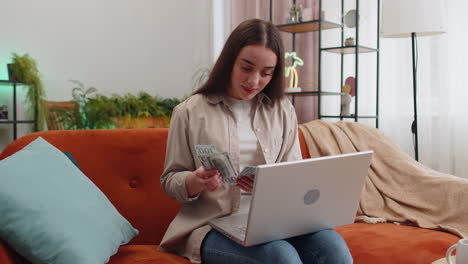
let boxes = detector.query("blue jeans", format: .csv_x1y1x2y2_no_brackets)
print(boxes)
201,229,352,264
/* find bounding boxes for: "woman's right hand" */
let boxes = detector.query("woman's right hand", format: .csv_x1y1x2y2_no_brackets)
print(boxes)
186,166,222,197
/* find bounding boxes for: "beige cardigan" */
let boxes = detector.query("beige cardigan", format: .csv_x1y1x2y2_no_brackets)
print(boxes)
159,93,302,263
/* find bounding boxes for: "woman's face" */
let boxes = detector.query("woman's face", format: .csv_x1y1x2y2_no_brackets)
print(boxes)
228,45,277,100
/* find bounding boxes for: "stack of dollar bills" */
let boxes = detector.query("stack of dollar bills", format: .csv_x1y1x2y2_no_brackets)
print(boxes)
195,145,257,185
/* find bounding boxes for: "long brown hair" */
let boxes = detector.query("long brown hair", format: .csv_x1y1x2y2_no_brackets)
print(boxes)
193,19,285,100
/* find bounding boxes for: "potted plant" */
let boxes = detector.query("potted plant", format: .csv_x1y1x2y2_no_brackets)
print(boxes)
51,81,183,129
88,92,183,129
9,53,47,131
345,37,355,46
106,93,176,129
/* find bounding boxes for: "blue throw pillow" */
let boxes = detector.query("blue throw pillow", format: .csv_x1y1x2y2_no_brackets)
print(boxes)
63,151,80,169
0,137,139,264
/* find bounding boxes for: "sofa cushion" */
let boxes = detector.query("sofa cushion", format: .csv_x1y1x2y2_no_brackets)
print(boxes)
109,245,192,264
0,137,139,264
63,151,80,169
0,128,182,245
335,223,459,263
107,224,458,264
0,242,14,264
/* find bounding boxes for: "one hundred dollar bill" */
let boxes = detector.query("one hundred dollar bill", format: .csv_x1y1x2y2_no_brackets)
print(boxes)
195,144,218,170
206,152,238,184
195,145,257,185
238,166,257,177
195,144,217,156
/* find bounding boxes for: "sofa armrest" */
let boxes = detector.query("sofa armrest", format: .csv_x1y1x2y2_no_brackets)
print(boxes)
0,241,15,264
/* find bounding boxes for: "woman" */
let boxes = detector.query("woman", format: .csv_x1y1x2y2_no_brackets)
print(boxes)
160,18,352,264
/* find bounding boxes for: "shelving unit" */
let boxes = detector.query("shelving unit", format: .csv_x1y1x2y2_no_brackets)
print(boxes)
0,80,37,140
321,45,378,54
276,20,341,33
270,0,380,127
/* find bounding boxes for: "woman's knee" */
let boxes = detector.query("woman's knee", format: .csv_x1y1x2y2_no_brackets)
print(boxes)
202,231,302,264
259,240,302,264
311,229,353,264
290,229,352,264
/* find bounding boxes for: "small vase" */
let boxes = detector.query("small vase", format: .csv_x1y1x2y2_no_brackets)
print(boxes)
6,63,23,82
7,64,17,81
345,39,355,46
341,94,352,116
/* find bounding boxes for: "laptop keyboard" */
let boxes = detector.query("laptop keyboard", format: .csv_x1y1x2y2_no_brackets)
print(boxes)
237,224,247,234
236,224,247,240
209,213,248,242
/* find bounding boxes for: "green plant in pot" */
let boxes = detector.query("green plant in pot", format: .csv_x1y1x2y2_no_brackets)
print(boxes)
53,80,184,129
345,37,355,46
101,92,181,129
9,53,47,131
50,80,97,130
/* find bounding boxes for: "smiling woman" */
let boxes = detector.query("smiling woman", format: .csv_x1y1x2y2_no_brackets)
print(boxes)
159,18,353,264
227,45,277,100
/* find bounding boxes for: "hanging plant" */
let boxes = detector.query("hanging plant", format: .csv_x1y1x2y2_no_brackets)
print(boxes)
10,53,47,131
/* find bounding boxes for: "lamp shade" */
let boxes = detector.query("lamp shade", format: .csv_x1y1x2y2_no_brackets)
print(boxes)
381,0,447,38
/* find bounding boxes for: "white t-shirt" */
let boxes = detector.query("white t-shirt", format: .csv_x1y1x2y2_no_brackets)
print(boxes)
225,96,263,199
225,96,263,171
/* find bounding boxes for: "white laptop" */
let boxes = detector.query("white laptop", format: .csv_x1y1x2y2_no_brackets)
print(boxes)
208,151,373,247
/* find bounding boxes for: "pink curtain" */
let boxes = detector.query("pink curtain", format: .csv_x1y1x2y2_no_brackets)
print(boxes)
230,0,319,124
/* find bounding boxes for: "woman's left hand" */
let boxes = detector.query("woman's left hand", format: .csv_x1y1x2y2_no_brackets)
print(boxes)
236,175,255,193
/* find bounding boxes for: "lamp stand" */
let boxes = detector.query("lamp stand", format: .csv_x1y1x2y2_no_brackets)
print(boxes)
411,32,419,161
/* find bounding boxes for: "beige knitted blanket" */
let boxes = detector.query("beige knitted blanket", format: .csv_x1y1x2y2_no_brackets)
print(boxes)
299,120,468,238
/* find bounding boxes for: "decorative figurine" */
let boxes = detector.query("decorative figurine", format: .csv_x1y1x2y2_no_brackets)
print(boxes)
287,4,303,23
0,105,8,120
341,77,356,116
285,51,304,93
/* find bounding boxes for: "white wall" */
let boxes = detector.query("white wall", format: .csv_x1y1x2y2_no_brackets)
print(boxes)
0,0,214,150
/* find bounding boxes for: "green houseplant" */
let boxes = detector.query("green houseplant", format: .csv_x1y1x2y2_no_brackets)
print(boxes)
345,37,355,46
49,80,97,130
87,93,177,129
52,80,183,129
9,53,47,131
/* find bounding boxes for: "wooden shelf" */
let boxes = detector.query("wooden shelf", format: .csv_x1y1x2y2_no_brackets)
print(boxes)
0,80,22,84
271,0,380,128
286,91,343,96
321,45,378,54
0,120,35,124
321,115,378,119
277,20,342,33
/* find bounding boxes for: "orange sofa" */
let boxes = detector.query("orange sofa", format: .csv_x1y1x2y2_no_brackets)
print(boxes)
0,128,458,264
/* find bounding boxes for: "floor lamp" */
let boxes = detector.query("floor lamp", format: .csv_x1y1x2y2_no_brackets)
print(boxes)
381,0,447,161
